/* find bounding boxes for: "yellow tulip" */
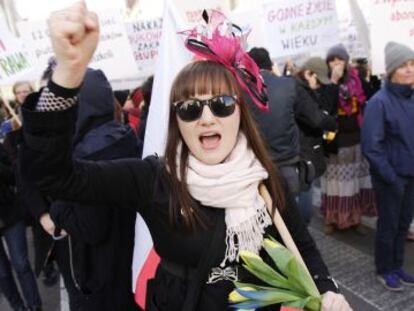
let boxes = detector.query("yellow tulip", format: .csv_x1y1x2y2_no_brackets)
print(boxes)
240,250,263,261
263,238,282,249
228,287,256,303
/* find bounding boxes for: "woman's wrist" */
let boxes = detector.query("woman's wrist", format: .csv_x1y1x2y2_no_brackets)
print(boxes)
52,63,86,89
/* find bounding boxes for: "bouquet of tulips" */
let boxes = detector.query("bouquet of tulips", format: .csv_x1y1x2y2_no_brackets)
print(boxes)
229,237,321,311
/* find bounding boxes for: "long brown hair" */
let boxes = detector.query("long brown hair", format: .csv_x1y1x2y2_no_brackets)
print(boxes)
165,61,285,231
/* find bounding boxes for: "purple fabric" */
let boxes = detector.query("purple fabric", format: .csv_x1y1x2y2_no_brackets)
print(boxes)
338,67,366,126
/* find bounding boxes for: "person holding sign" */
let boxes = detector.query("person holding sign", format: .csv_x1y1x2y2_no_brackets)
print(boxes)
20,2,352,310
320,44,376,235
362,42,414,292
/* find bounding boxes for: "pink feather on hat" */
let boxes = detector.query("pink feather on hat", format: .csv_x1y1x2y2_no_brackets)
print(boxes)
179,10,269,111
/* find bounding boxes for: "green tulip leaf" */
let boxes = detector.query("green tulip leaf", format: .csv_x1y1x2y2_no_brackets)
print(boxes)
230,299,280,309
240,252,290,289
283,298,309,309
305,296,321,311
285,258,320,298
236,287,302,303
231,237,322,311
264,238,320,297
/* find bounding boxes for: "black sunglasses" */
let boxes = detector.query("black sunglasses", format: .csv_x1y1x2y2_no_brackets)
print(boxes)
174,95,238,122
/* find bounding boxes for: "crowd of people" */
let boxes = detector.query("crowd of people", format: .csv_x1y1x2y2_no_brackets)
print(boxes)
0,2,413,311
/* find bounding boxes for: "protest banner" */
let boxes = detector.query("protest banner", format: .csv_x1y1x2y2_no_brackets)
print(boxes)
16,20,54,81
262,0,340,58
230,8,267,51
90,10,139,80
336,0,368,59
17,9,139,83
125,17,163,79
369,0,414,74
15,0,126,20
173,0,229,25
0,25,33,85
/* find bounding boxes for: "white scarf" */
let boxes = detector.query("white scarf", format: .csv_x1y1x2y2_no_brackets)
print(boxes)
182,133,272,265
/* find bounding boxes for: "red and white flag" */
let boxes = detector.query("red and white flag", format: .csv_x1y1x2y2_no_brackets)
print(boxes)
132,0,191,308
132,0,230,308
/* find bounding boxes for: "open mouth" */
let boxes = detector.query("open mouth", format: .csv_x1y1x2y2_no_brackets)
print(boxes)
199,133,221,150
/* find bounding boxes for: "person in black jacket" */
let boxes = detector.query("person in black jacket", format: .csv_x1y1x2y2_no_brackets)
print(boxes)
293,57,337,223
20,3,352,311
21,69,141,311
247,47,301,197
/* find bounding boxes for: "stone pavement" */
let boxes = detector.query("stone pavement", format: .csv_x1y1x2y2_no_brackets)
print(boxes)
1,217,413,310
309,216,414,311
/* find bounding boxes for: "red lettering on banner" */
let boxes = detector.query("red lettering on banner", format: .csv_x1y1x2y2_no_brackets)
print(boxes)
391,10,414,21
186,6,221,23
267,0,334,23
267,4,304,23
134,49,158,61
374,0,414,6
306,0,335,15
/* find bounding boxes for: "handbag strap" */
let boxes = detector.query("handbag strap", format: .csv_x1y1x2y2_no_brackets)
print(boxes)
182,210,225,311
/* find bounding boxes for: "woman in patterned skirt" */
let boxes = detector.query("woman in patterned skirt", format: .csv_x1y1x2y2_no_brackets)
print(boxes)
319,44,376,234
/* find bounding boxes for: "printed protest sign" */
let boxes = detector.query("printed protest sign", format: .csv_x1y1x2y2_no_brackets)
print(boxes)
124,0,229,81
18,9,139,82
125,17,163,79
369,0,414,74
230,9,267,51
0,25,32,85
262,0,340,58
173,0,229,25
16,19,51,81
91,10,139,80
337,0,368,59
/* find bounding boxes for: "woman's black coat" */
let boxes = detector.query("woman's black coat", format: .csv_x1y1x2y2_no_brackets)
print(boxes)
294,80,337,181
21,87,337,311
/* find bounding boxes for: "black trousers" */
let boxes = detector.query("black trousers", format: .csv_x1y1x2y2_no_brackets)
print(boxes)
372,174,414,274
53,239,85,311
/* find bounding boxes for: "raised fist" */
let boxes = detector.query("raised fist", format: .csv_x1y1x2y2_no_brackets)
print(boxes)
49,1,99,88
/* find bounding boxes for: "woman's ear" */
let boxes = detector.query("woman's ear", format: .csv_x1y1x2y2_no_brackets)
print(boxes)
303,69,312,80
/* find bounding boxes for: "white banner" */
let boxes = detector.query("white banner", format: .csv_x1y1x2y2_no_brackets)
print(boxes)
173,0,229,25
133,0,192,307
337,0,367,59
17,9,139,82
369,0,414,74
230,9,267,51
0,25,33,85
125,17,163,79
262,0,340,58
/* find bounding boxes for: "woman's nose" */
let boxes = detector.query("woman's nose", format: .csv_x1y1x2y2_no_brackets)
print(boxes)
198,105,215,125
